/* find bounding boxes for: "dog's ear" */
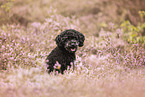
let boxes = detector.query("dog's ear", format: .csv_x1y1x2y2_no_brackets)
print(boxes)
55,35,63,47
78,32,85,47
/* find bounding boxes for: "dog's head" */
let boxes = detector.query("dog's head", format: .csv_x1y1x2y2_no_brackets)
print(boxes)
55,29,85,53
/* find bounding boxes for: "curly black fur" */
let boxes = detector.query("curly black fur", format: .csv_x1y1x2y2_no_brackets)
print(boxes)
46,29,85,74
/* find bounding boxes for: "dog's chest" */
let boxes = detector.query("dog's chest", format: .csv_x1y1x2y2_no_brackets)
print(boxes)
60,53,75,65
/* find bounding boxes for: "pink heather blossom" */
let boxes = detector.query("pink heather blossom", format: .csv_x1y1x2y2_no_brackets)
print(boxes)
53,61,61,69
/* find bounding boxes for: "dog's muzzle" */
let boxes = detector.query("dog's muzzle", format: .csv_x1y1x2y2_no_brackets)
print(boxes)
65,40,79,53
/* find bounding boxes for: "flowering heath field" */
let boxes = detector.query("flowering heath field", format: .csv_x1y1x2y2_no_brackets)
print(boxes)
0,0,145,97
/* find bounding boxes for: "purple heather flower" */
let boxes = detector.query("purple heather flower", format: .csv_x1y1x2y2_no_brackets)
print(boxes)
53,61,61,69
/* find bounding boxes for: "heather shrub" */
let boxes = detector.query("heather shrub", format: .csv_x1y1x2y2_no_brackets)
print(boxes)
81,23,145,70
0,25,37,69
98,25,145,68
121,19,145,46
124,11,145,45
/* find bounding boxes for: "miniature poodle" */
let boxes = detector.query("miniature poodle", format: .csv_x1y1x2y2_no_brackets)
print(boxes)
46,29,85,74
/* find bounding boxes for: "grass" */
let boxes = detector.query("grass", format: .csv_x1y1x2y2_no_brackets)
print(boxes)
0,0,145,97
1,61,145,97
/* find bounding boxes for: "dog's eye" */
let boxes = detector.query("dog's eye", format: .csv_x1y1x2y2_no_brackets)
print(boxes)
61,38,65,41
62,37,67,41
73,37,77,40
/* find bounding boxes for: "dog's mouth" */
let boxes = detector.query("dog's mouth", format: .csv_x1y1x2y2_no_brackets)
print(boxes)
66,47,77,53
70,48,76,52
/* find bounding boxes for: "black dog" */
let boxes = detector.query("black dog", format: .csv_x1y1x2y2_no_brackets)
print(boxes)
46,29,85,74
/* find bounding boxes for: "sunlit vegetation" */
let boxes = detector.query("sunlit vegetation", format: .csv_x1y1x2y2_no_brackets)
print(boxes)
0,0,145,97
